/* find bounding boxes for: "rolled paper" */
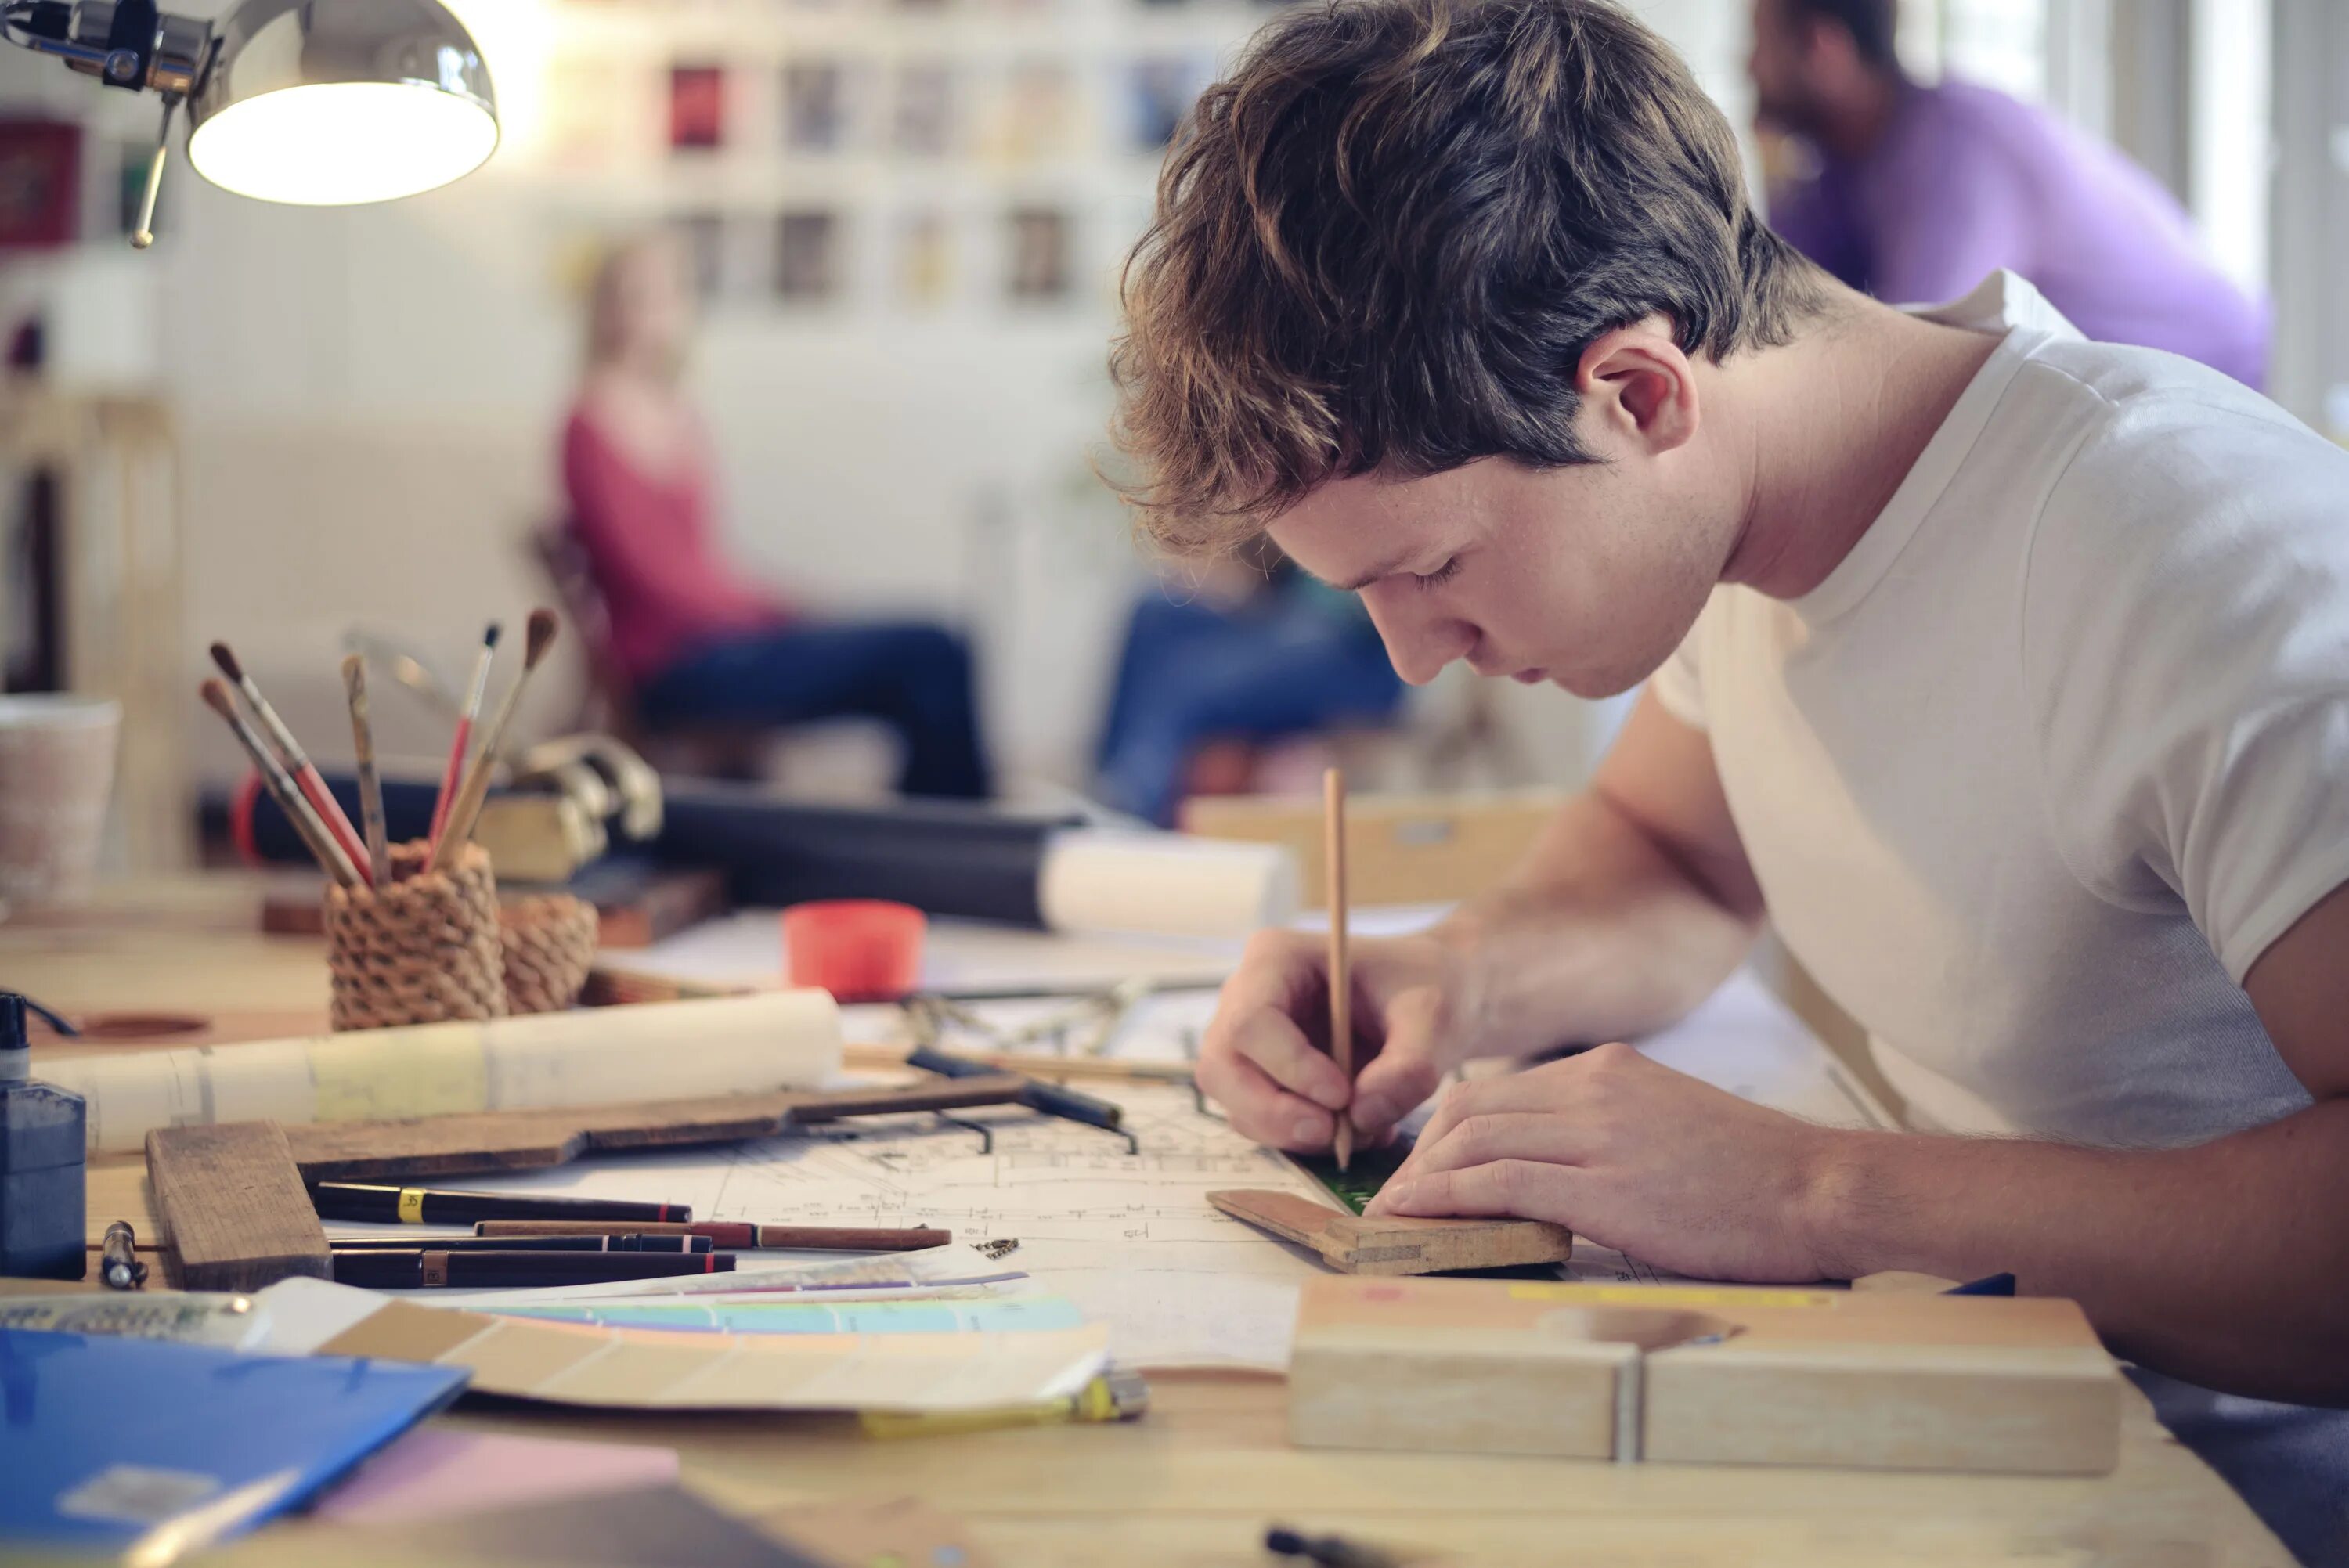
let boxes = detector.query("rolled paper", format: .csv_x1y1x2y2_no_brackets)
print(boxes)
42,990,843,1154
1037,830,1301,939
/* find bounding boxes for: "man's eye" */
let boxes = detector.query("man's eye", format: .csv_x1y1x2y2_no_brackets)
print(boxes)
1413,558,1462,590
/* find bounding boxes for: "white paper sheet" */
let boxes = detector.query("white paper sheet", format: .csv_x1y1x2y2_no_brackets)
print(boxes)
413,1080,1334,1290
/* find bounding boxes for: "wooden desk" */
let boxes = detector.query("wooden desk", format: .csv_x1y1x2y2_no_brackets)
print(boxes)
2,878,2295,1568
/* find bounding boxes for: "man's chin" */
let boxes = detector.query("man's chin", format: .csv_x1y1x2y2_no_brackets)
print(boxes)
1546,664,1650,701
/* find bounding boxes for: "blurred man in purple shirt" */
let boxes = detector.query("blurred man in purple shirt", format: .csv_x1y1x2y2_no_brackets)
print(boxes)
1750,0,2270,386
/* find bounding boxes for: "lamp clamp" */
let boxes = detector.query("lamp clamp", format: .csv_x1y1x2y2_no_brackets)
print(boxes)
8,0,207,92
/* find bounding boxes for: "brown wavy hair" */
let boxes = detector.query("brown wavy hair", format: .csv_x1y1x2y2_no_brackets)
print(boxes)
1110,0,1824,555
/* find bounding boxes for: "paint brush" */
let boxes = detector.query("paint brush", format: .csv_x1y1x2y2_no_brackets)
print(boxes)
1326,766,1355,1172
340,654,392,888
428,622,500,850
431,608,561,872
200,678,359,888
209,642,371,884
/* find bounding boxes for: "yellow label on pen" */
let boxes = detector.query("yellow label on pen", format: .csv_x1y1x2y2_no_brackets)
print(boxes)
397,1188,427,1224
1509,1284,1835,1310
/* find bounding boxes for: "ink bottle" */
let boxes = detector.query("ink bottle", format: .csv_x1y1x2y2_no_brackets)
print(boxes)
0,993,86,1278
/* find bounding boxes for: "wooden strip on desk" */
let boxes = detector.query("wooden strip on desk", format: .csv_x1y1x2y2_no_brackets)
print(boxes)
145,1122,330,1291
279,1076,1030,1181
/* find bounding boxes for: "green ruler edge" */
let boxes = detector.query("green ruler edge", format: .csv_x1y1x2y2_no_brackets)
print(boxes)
1293,1141,1414,1215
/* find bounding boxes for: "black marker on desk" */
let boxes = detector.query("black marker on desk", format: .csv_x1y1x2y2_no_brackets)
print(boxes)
1265,1525,1405,1568
1018,1079,1124,1132
330,1250,737,1289
309,1182,691,1226
909,1044,1124,1130
330,1235,713,1255
905,1045,994,1080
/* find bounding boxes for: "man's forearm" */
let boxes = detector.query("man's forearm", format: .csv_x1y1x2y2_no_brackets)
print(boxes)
1804,1100,2349,1404
1434,790,1760,1059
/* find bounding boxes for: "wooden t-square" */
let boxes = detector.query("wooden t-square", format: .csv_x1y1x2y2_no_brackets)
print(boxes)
144,1076,1029,1292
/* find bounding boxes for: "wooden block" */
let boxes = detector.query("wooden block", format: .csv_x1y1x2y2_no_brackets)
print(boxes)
145,1122,330,1292
1290,1274,1716,1459
1285,1277,2123,1476
1208,1188,1575,1276
1641,1292,2122,1475
1181,790,1566,910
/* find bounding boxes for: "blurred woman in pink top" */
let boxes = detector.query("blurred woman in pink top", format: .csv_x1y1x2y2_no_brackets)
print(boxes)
564,238,989,798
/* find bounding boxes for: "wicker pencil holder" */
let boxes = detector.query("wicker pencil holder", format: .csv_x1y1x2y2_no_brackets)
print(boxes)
323,840,507,1032
500,893,598,1016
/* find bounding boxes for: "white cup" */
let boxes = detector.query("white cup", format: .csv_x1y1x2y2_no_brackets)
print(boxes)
0,694,121,908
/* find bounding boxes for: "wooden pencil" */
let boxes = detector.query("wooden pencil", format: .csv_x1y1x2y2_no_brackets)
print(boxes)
200,678,359,889
431,608,560,873
428,622,500,852
340,655,392,888
211,642,371,885
1326,766,1354,1172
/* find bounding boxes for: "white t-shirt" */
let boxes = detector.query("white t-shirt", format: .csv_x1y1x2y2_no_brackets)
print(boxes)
1651,270,2349,1146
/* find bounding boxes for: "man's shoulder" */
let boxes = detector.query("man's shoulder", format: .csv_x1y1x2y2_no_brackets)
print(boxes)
2008,337,2315,483
2006,340,2349,628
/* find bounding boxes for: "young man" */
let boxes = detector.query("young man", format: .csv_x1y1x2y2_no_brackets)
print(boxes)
1748,0,2269,385
1110,0,2347,1559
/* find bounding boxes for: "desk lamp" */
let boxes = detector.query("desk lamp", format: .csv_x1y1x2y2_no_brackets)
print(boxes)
3,0,497,246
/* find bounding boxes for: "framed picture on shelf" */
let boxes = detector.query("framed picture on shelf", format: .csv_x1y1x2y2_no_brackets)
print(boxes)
893,60,954,157
1128,56,1209,151
669,65,727,150
994,59,1074,163
673,211,731,300
783,60,853,153
0,121,79,248
1005,204,1072,301
896,209,954,306
777,209,843,301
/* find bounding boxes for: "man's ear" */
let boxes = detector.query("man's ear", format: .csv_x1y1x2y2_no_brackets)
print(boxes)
1575,318,1701,456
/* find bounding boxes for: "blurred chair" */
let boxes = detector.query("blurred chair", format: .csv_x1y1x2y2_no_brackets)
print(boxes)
529,522,900,797
529,522,770,780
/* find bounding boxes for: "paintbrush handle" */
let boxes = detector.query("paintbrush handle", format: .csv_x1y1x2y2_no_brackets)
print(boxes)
294,765,370,885
428,717,473,845
345,669,392,888
430,682,530,873
222,716,357,888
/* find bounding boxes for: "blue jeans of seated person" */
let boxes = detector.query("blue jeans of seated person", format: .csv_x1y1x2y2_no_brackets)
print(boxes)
639,621,991,800
1095,590,1405,827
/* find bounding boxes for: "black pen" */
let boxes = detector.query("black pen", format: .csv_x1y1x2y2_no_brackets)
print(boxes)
330,1235,713,1255
309,1182,691,1226
330,1250,738,1289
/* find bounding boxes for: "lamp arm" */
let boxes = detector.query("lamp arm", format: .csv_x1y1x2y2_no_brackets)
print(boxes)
2,1,207,94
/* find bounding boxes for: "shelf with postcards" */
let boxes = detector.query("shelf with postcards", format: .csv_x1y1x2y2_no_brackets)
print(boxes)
524,0,1285,319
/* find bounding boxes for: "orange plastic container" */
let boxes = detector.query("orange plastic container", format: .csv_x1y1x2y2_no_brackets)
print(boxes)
781,900,926,1001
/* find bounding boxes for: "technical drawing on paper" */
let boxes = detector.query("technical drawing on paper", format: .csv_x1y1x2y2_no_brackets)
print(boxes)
454,1082,1334,1280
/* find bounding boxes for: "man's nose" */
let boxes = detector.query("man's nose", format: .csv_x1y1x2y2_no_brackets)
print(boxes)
1364,593,1472,687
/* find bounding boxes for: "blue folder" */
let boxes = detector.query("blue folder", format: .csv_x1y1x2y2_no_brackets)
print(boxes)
0,1326,468,1557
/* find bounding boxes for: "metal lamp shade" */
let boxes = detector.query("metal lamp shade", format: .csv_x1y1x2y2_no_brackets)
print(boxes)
187,0,499,206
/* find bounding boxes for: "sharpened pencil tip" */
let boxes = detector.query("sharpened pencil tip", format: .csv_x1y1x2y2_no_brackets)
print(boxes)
207,642,243,683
